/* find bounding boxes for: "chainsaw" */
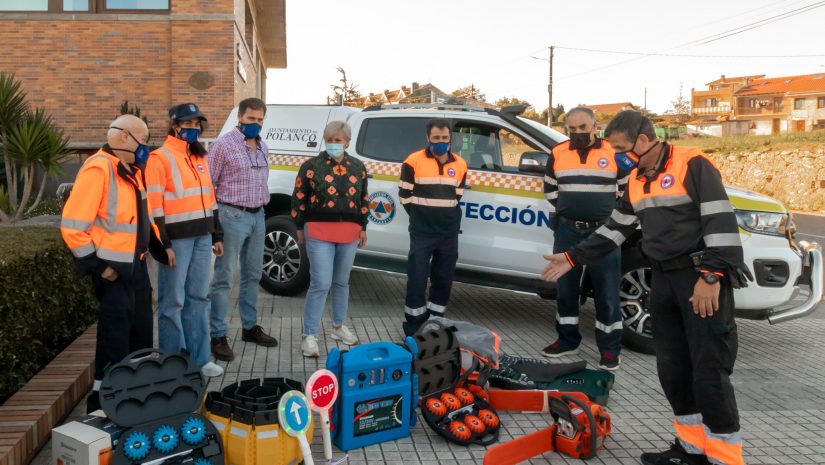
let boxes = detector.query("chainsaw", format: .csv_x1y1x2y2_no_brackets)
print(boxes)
483,393,611,464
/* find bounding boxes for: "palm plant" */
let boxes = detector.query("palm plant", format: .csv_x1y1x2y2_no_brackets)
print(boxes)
0,73,71,222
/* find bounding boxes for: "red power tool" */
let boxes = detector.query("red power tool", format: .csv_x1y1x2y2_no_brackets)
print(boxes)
483,393,611,465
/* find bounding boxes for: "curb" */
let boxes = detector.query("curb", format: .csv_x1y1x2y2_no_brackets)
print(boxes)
0,325,96,465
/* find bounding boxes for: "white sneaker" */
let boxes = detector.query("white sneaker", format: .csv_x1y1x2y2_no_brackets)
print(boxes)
200,361,224,377
302,335,320,357
331,325,359,345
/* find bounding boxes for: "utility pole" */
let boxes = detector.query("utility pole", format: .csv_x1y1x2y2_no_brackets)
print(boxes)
644,87,648,116
547,46,554,127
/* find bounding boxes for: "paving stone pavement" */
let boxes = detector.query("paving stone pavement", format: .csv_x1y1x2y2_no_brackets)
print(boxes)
33,268,825,465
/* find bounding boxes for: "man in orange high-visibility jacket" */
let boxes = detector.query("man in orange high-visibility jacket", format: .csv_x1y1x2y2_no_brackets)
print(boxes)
61,115,168,414
543,111,751,465
398,118,468,337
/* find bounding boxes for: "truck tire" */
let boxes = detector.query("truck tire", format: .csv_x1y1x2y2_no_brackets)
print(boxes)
620,247,656,354
260,215,309,296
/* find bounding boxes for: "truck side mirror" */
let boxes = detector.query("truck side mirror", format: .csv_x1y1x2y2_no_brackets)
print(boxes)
518,151,549,174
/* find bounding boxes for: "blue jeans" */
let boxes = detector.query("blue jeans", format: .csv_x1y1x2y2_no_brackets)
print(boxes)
210,205,265,338
553,221,622,354
303,236,359,336
157,234,213,368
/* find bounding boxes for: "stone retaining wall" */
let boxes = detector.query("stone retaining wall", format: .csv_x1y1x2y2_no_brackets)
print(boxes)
708,148,825,213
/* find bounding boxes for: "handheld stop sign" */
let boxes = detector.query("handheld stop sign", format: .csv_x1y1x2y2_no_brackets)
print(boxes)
306,369,339,461
278,390,314,465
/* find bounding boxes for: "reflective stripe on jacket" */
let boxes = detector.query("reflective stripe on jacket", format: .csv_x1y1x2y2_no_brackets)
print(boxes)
144,135,220,242
61,149,160,274
398,148,468,236
567,144,743,274
543,138,629,221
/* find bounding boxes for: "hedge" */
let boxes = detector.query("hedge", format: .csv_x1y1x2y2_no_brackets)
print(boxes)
0,225,98,403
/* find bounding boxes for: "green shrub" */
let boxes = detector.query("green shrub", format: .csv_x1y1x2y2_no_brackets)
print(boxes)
24,196,61,219
0,226,98,403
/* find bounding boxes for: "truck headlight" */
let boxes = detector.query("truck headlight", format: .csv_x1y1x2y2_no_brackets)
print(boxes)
735,210,788,237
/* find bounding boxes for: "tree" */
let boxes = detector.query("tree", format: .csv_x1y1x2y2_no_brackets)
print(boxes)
328,67,360,105
0,73,71,223
540,104,565,125
495,97,543,123
451,84,486,103
665,83,691,126
120,100,149,129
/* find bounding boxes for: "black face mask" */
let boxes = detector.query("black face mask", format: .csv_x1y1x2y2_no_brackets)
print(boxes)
569,132,592,149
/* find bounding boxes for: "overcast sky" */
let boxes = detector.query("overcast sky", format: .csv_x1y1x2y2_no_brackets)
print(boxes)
266,0,825,114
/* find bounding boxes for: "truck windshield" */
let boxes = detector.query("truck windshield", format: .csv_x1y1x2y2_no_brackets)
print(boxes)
516,117,568,145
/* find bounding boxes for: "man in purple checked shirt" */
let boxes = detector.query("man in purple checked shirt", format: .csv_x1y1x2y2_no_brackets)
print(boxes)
208,97,277,362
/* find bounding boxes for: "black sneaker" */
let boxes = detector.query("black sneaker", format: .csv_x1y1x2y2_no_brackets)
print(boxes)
211,336,235,362
540,340,579,358
641,440,711,465
598,352,621,371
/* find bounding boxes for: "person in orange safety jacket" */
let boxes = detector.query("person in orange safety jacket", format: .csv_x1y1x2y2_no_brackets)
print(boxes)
60,114,168,414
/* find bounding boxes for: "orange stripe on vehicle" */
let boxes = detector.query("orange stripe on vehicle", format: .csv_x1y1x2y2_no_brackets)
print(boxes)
268,154,545,193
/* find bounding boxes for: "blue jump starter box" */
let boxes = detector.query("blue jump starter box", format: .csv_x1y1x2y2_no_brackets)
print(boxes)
326,338,418,450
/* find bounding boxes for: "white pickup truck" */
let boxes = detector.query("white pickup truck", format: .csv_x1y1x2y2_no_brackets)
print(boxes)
217,103,823,353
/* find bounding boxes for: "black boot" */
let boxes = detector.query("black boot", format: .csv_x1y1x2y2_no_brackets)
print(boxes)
86,390,101,414
641,440,711,465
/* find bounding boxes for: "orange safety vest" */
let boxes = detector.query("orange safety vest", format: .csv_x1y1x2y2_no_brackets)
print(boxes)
399,149,468,208
144,135,217,236
61,149,156,264
626,145,707,209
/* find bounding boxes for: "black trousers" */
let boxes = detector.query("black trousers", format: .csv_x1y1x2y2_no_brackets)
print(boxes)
650,266,740,434
92,259,153,383
403,233,459,336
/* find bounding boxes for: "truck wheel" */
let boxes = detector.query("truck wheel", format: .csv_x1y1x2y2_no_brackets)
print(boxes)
260,215,309,296
620,248,656,354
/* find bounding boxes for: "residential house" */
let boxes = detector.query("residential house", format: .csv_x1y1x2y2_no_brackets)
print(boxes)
734,73,825,135
347,82,453,108
584,102,635,129
691,75,765,122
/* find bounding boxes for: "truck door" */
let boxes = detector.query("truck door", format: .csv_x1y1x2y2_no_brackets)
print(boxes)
450,118,554,277
348,116,434,260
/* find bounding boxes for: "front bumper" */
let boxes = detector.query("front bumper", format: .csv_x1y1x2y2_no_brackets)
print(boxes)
768,241,824,324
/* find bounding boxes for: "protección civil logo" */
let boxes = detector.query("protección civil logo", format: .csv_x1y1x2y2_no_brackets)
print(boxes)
368,191,396,225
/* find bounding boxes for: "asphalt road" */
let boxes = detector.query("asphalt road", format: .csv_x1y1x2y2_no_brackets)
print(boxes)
794,212,825,244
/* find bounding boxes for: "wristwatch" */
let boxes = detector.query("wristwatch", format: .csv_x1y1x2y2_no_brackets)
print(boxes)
699,271,720,285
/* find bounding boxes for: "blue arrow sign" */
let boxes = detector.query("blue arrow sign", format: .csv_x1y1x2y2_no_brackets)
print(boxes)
278,390,311,435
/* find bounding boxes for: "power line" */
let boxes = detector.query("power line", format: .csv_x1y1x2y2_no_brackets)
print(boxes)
555,0,825,79
681,0,825,47
550,46,825,59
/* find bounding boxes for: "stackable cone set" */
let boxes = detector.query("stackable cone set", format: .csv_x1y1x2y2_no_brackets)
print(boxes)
201,377,314,465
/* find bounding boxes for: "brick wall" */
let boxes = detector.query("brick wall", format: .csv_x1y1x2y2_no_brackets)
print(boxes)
0,0,261,146
0,20,175,145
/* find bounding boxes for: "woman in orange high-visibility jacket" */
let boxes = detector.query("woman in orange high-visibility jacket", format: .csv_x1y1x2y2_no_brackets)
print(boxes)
61,115,168,414
144,103,224,377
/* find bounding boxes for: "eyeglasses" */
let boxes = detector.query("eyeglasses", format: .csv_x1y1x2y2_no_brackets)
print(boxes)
245,145,268,169
111,126,150,145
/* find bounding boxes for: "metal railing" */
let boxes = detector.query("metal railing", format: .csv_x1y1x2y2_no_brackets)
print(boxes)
694,106,731,115
736,106,783,116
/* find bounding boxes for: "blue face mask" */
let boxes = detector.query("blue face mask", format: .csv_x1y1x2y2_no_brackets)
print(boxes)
429,142,450,156
614,151,640,170
239,122,262,139
134,144,151,165
177,127,200,143
110,126,150,165
326,143,345,158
